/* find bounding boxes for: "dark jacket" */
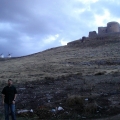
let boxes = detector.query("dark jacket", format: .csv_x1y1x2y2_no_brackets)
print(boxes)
2,85,17,104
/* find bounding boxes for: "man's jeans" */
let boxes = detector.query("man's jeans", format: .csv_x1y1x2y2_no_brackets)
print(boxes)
4,103,16,120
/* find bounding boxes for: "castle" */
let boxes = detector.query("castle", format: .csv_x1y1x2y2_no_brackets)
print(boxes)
67,21,120,47
89,21,120,38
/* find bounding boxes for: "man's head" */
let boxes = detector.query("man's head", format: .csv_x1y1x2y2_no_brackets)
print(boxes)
8,79,13,86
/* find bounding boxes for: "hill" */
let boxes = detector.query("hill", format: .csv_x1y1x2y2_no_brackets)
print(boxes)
0,38,120,119
0,37,120,82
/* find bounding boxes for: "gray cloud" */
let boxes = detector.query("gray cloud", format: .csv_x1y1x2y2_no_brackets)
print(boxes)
0,0,120,57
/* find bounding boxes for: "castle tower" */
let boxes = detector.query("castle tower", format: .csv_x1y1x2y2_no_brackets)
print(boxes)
107,21,120,33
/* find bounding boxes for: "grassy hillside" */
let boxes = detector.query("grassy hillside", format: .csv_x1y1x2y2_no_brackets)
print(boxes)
0,39,120,82
0,39,120,83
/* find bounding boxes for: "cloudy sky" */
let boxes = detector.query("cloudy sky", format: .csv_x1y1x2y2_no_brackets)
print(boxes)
0,0,120,57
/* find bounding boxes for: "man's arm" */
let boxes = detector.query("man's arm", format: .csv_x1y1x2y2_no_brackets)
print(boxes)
2,94,5,105
12,94,17,104
14,86,17,101
14,94,17,101
13,86,17,104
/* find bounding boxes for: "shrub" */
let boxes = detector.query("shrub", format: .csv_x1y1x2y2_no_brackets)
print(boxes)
66,95,98,115
84,101,98,115
35,106,52,119
66,95,85,113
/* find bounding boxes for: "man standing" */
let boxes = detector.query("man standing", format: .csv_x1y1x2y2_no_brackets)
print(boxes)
1,79,17,120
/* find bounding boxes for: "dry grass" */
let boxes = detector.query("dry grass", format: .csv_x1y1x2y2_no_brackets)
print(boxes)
0,40,120,83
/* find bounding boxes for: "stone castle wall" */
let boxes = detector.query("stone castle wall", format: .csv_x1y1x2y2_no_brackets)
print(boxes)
89,31,97,37
98,27,107,34
67,35,120,48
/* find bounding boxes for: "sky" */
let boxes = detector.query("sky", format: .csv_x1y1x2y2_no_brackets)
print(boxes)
0,0,120,57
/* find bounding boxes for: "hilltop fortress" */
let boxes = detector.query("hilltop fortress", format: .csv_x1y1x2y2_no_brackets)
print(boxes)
67,21,120,47
89,21,120,37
